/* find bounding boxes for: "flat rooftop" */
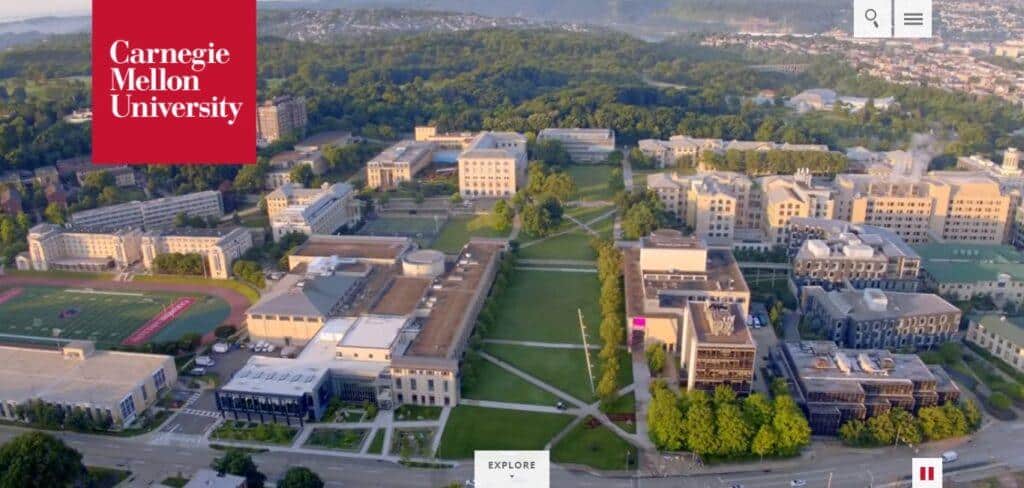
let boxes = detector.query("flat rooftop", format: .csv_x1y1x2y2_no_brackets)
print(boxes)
247,273,363,318
339,315,407,349
406,241,502,358
813,287,960,321
690,303,756,346
371,276,430,316
220,359,328,397
783,341,939,394
290,235,412,262
972,314,1024,346
913,243,1024,283
0,345,170,406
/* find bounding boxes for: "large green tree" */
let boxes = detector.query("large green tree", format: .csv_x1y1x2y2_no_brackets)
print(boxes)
212,449,266,488
0,432,86,488
647,387,686,451
278,466,324,488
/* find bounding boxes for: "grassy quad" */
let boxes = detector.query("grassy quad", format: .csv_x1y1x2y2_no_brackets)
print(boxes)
518,232,600,261
551,418,637,471
564,165,617,202
209,421,297,445
367,429,386,454
487,270,601,344
485,344,633,403
437,406,573,459
393,405,442,421
461,356,562,406
432,214,510,254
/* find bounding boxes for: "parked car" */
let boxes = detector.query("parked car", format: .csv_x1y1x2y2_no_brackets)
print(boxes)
188,367,207,376
790,480,807,487
212,342,229,354
195,355,216,367
555,401,568,411
942,451,958,463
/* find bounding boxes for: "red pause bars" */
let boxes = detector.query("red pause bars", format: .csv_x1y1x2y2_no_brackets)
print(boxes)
919,466,935,481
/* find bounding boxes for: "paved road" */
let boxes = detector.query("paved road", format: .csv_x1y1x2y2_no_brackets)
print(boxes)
2,417,1023,487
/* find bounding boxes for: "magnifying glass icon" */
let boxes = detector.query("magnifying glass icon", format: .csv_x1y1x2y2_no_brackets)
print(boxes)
865,8,879,28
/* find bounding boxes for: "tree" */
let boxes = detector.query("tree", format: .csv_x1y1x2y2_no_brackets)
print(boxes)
278,467,324,488
520,204,552,237
838,419,869,446
685,391,717,455
233,260,266,288
645,343,666,374
889,408,922,446
0,431,86,488
771,395,811,455
647,388,686,450
751,424,777,459
596,361,620,404
918,406,952,441
715,402,752,457
961,399,982,430
43,202,66,224
212,449,266,488
713,385,737,406
742,393,774,429
621,203,657,240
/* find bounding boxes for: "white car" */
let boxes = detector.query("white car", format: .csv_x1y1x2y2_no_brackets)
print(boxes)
195,355,215,367
790,480,807,487
942,451,958,463
212,343,229,354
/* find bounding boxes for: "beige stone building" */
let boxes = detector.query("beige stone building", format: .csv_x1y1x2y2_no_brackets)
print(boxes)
537,128,615,163
457,132,528,198
257,95,307,144
967,314,1024,373
140,227,254,279
760,169,836,244
27,223,143,272
265,150,328,190
69,191,223,231
365,141,436,191
647,171,758,244
834,172,1012,244
639,135,828,169
679,302,757,394
0,341,176,427
266,183,360,241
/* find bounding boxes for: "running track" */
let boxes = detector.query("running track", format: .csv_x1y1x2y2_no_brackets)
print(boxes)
0,275,252,331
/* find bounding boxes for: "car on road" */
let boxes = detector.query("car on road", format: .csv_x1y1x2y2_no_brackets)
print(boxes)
187,367,207,376
790,480,807,487
212,342,229,354
942,451,958,463
555,401,568,410
195,355,215,367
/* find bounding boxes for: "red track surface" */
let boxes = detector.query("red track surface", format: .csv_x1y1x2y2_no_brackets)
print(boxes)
0,287,23,306
122,297,196,346
0,275,251,333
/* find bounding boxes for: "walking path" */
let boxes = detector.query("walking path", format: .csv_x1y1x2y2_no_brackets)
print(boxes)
518,209,616,250
483,338,602,349
515,267,597,273
517,258,597,267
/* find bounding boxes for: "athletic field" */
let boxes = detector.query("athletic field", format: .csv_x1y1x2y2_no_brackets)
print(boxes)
0,285,229,348
357,216,446,243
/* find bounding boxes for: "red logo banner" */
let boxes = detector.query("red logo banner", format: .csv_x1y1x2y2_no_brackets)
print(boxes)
92,0,256,164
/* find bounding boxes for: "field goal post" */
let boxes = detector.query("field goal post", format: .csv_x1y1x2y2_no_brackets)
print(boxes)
578,308,595,394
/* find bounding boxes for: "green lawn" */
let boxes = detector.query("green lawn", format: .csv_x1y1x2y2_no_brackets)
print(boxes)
394,405,442,421
432,214,510,254
367,429,386,454
391,428,436,458
519,232,599,261
565,165,617,202
485,344,633,403
0,285,228,348
601,392,637,434
551,419,637,470
305,428,368,451
462,356,562,405
487,270,601,344
437,406,573,459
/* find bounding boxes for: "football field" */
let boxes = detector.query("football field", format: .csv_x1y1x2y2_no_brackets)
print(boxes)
0,285,229,348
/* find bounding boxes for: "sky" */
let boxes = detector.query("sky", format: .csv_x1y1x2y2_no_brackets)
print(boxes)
0,0,288,22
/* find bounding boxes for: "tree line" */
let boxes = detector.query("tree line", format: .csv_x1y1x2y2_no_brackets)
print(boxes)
838,400,981,447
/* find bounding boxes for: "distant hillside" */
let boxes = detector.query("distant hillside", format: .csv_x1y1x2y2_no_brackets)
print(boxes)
0,15,89,49
258,8,594,43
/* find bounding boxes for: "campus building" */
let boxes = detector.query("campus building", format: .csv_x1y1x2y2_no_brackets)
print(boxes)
638,136,828,169
760,170,836,244
646,171,759,245
69,191,224,231
365,141,436,191
456,132,528,198
225,235,506,420
786,217,921,291
0,341,177,428
966,315,1024,373
833,172,1012,245
265,150,328,190
679,302,757,394
266,183,360,241
140,227,254,279
776,341,960,434
27,223,143,272
914,243,1024,308
257,95,307,144
801,286,961,349
75,165,136,188
537,128,615,163
623,230,754,391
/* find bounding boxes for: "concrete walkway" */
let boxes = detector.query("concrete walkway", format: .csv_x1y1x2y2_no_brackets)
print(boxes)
517,258,597,267
461,399,580,415
515,267,597,273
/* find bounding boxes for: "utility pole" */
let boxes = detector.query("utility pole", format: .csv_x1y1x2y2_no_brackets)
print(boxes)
827,472,833,488
579,308,595,394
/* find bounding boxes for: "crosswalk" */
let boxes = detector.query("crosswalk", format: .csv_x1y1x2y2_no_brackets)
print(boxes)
181,408,221,419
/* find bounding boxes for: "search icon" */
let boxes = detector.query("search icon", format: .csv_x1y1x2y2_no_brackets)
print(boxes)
865,8,879,28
